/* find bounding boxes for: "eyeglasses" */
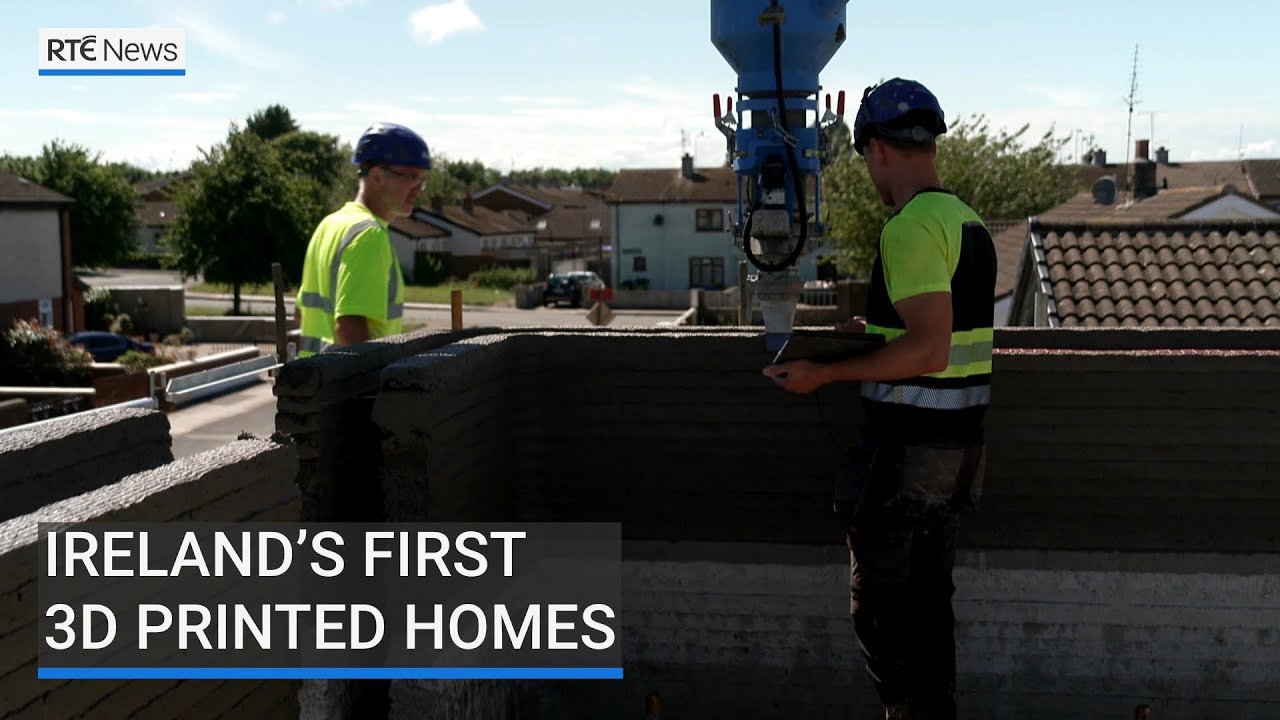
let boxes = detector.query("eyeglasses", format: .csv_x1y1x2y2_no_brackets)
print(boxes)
379,165,427,191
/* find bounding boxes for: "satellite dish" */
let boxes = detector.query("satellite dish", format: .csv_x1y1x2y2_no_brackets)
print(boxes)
1092,175,1118,205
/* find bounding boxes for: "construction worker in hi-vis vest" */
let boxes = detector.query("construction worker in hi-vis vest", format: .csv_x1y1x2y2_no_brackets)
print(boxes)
295,122,431,358
764,78,996,720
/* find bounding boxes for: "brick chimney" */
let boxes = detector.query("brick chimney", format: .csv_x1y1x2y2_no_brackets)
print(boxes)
1133,160,1157,199
1155,146,1170,165
1135,139,1150,162
681,153,694,178
1091,149,1107,167
463,189,474,213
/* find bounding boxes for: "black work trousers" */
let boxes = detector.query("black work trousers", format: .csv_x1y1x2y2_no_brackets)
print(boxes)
837,432,982,719
850,512,959,718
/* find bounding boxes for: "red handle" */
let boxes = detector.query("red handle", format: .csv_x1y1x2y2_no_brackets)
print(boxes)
837,90,846,116
714,93,721,118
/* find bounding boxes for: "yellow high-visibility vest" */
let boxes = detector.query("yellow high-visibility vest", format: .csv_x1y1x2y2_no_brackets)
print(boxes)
295,202,404,358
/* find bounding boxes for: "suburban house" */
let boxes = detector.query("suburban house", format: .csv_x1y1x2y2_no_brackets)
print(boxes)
990,142,1280,325
606,154,821,292
409,196,536,278
1007,218,1280,327
472,184,611,279
133,176,183,260
0,173,81,332
387,215,450,281
1079,142,1280,211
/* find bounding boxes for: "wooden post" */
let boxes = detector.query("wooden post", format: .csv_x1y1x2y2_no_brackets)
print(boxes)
737,260,750,326
451,289,463,330
272,263,288,364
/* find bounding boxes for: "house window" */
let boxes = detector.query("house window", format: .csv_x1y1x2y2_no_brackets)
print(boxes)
689,257,725,290
695,208,724,232
633,256,647,272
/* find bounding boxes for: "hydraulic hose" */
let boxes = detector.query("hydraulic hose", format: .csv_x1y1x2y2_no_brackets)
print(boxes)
742,1,809,274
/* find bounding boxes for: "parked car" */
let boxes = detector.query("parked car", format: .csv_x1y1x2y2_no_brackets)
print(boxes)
67,331,154,362
542,273,583,307
542,271,608,308
568,271,606,292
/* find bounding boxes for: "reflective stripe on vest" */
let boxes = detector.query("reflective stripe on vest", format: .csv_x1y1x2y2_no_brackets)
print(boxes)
298,336,329,355
862,382,991,410
865,324,994,380
387,262,403,319
297,218,380,357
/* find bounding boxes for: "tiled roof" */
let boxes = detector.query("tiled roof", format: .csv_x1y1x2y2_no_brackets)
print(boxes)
531,205,611,242
1030,220,1280,328
1245,159,1280,198
0,173,72,204
1079,160,1255,196
389,216,449,239
504,184,604,208
987,219,1028,299
605,167,737,204
1038,186,1237,223
416,204,533,236
138,201,178,227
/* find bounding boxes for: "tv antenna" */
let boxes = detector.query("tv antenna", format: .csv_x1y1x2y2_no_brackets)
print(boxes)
1122,44,1142,200
1139,110,1160,150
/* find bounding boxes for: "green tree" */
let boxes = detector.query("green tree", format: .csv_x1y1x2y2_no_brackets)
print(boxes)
245,104,300,142
169,128,313,314
106,161,163,185
274,129,355,223
0,142,141,267
823,116,1078,275
0,154,38,179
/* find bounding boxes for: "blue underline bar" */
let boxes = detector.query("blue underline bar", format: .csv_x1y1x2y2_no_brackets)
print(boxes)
38,69,187,76
38,667,624,680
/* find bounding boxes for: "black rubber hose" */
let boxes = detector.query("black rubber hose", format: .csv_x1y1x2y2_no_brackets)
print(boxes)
742,6,809,274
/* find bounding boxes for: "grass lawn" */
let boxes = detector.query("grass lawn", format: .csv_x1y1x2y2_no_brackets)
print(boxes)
188,282,513,306
185,306,276,317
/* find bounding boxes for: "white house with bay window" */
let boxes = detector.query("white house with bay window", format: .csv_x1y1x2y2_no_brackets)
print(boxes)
605,156,819,291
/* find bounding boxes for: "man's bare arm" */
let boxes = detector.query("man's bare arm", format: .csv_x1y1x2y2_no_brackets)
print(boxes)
822,292,952,383
763,292,953,394
334,315,370,346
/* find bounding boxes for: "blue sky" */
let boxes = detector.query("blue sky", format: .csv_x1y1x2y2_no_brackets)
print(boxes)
4,0,1279,173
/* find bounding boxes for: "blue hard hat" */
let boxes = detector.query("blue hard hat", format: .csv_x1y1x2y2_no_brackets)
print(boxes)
352,122,432,169
852,78,947,155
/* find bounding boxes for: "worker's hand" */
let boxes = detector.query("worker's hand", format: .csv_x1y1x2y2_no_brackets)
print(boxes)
836,316,867,333
762,359,827,394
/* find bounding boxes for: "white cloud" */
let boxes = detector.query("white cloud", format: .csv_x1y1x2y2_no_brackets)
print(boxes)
268,10,286,25
410,0,484,45
177,15,293,72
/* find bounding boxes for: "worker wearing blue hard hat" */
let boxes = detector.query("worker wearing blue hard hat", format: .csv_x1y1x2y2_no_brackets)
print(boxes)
766,78,995,720
295,122,431,358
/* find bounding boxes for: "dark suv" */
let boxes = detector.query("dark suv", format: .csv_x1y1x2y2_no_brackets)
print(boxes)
542,273,586,307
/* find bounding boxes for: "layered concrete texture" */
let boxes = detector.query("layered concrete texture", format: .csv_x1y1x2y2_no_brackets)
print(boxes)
354,328,1280,719
0,407,173,522
0,437,301,719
